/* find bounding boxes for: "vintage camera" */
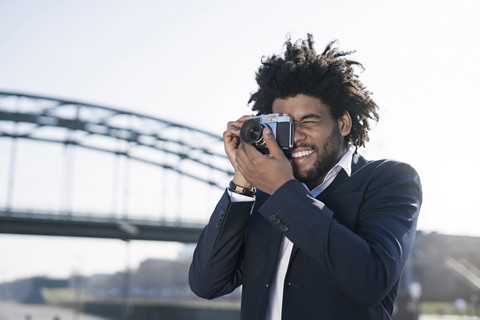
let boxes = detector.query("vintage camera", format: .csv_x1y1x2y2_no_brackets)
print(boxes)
240,113,294,155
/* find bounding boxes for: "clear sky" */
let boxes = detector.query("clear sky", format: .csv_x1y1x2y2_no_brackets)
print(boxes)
1,0,480,282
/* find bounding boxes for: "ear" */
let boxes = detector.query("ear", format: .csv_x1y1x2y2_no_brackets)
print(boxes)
337,111,352,137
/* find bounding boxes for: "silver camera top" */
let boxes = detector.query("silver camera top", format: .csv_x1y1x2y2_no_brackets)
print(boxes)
253,113,292,124
240,113,294,155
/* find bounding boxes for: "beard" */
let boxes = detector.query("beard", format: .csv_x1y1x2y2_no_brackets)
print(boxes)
292,123,344,188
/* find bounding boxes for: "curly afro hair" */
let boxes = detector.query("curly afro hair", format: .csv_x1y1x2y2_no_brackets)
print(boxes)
248,34,379,148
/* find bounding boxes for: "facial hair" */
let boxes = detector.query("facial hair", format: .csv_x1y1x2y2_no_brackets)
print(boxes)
292,123,344,188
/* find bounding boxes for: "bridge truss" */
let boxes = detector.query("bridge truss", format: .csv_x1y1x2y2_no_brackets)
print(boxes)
0,91,233,242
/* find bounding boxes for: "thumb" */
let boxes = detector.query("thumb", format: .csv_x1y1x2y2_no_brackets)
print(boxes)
263,127,283,158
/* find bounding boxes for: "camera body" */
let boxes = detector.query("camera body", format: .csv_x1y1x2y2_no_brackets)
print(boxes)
240,113,294,155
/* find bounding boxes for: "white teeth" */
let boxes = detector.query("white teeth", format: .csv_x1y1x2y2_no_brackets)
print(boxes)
291,150,314,158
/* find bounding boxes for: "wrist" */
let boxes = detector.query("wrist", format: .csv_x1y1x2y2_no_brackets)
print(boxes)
229,180,256,197
232,175,253,190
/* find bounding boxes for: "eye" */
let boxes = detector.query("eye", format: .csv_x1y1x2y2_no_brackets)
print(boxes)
298,120,321,127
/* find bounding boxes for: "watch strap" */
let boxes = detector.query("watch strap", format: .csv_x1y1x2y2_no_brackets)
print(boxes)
228,180,256,197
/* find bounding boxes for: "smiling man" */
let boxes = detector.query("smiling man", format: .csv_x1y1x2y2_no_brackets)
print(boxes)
189,34,422,320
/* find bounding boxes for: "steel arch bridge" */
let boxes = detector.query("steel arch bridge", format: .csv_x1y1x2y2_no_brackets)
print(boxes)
0,91,233,242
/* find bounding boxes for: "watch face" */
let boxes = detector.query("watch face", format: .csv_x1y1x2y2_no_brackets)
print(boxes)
234,185,244,193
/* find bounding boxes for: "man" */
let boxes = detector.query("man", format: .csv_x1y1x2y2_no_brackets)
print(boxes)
189,34,422,319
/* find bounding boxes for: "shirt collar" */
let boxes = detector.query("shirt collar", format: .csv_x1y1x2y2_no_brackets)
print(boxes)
336,144,354,177
304,145,354,197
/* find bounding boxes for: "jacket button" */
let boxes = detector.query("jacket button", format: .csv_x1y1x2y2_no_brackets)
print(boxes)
268,214,276,221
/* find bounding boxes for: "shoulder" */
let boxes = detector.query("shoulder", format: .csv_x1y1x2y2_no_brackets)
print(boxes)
353,153,420,179
351,154,422,199
351,155,422,204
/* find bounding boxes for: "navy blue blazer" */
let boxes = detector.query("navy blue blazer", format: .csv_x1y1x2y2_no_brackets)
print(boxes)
189,154,422,319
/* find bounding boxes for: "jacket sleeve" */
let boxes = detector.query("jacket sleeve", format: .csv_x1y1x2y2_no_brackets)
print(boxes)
258,160,422,307
189,190,254,299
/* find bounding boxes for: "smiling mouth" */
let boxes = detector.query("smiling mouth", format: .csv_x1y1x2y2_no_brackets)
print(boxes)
291,149,314,159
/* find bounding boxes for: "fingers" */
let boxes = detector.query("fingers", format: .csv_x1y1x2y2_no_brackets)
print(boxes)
226,115,254,133
235,133,294,195
235,142,255,181
262,127,284,158
223,115,255,152
223,115,255,178
236,141,255,162
236,127,283,163
223,116,252,146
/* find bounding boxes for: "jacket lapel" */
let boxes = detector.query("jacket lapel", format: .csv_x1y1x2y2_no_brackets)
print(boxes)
287,154,365,264
316,169,349,202
288,170,348,263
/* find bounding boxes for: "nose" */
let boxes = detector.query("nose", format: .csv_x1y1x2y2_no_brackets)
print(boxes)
293,126,307,145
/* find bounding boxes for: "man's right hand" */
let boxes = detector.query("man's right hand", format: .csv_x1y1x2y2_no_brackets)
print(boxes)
223,115,254,189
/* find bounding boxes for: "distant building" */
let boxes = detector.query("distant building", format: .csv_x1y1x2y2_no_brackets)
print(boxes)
0,277,68,303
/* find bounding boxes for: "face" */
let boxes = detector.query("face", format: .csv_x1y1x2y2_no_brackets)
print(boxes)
272,94,351,189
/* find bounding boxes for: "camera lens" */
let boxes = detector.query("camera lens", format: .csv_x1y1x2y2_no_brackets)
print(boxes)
240,118,264,144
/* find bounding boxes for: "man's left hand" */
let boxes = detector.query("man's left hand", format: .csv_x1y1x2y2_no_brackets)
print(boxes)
235,127,294,195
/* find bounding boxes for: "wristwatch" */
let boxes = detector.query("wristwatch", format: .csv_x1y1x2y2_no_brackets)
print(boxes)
228,180,256,197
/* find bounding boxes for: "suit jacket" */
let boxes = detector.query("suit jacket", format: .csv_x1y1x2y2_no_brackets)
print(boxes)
189,154,422,319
